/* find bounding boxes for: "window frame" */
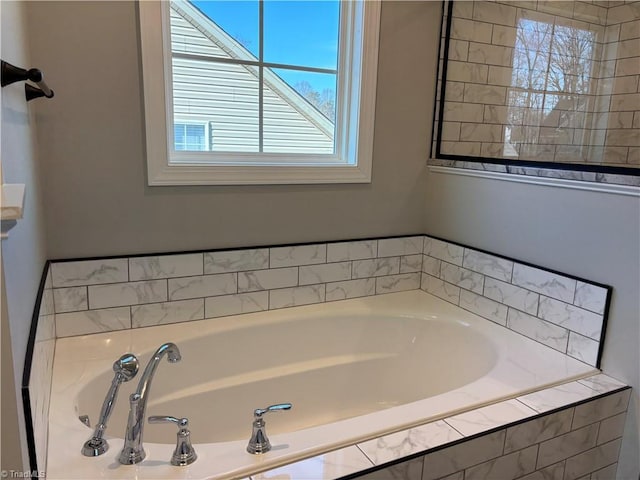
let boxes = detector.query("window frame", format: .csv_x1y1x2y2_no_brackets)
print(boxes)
139,0,381,186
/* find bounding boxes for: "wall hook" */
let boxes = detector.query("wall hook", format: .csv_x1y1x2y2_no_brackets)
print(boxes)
1,60,54,102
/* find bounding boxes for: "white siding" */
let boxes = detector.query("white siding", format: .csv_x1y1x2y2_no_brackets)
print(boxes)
169,5,334,154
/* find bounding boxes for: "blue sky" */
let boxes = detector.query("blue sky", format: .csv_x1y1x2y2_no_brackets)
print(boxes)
191,0,339,91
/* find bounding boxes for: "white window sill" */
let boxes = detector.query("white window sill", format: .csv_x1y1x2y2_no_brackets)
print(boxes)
149,164,372,186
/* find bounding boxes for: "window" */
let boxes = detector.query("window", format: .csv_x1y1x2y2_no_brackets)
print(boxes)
174,121,209,151
139,0,381,185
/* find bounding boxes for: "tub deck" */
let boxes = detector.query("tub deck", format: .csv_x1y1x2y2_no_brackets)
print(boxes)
47,290,597,480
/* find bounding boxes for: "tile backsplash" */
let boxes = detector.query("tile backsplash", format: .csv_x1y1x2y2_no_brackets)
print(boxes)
50,236,424,337
48,235,610,368
420,236,609,367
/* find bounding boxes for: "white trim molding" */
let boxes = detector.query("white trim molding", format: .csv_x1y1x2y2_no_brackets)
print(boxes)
429,165,640,197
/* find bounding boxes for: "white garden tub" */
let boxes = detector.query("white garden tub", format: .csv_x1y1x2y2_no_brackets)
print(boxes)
47,290,597,480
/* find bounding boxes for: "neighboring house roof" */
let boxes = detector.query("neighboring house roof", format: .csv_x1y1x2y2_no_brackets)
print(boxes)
170,0,335,153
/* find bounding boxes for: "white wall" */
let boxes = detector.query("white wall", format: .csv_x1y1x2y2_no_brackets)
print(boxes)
27,1,440,259
1,0,49,471
424,170,640,479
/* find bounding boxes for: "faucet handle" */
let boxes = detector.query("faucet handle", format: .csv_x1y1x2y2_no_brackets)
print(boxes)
247,403,292,454
148,415,197,466
253,403,292,419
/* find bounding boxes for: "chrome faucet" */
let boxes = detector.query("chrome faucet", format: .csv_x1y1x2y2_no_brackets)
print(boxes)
118,342,181,465
81,354,139,456
247,403,292,454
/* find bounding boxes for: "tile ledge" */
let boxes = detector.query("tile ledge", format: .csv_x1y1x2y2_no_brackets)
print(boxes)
254,378,631,480
1,183,26,238
428,165,640,197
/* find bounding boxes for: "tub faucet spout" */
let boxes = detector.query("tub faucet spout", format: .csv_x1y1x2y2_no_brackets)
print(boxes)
118,342,181,465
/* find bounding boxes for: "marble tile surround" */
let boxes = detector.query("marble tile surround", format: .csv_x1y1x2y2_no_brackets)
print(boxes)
27,235,614,476
420,236,610,367
247,374,630,480
47,235,610,368
49,236,426,337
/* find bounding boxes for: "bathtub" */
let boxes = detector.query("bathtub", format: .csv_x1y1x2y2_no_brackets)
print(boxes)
47,290,597,480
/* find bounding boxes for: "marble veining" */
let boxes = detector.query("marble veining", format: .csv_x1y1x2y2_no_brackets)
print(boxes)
251,446,373,480
326,240,377,262
421,273,461,304
88,279,168,309
440,262,485,294
204,248,269,274
358,456,424,480
353,257,400,279
459,290,508,325
462,250,513,282
517,381,598,413
269,284,325,309
421,431,506,480
358,421,462,465
377,236,424,257
299,261,351,286
400,254,424,273
567,332,599,365
325,278,375,301
464,445,537,480
238,267,298,293
55,307,131,337
537,424,599,469
423,238,464,266
376,273,421,294
53,286,87,313
131,299,204,328
576,373,626,394
573,281,608,315
564,438,623,480
422,255,441,276
168,273,237,301
270,244,326,268
506,308,569,352
129,253,203,280
512,264,577,304
504,408,574,454
538,297,603,340
204,291,269,318
572,389,631,430
445,399,536,437
51,259,128,287
484,277,539,315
